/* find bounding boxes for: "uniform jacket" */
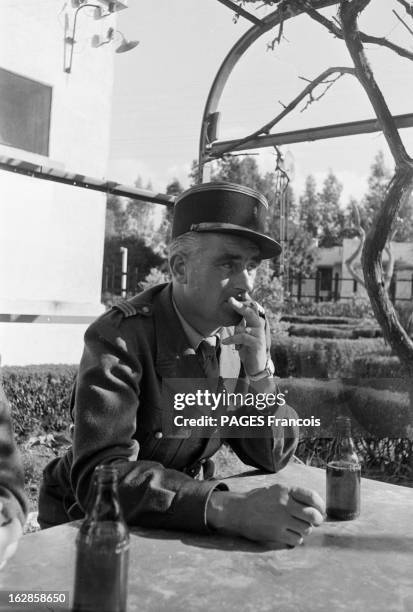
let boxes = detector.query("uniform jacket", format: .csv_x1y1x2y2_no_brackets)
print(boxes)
39,283,297,532
0,387,27,527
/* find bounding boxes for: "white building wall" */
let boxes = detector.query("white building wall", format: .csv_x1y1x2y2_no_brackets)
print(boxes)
0,1,121,364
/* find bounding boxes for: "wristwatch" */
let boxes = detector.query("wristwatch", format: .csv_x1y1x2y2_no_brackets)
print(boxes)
248,358,275,381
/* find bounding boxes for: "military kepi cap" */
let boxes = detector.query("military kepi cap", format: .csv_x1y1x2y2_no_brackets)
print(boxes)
172,182,281,259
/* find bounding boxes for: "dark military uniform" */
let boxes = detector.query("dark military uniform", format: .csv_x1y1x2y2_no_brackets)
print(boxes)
39,283,297,532
0,387,27,527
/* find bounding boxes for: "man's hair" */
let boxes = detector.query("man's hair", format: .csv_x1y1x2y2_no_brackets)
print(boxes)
168,232,204,276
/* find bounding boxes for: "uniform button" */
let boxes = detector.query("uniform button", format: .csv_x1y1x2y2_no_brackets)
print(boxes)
154,431,163,439
142,306,149,313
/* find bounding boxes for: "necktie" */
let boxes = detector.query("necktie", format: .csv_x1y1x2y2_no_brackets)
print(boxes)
197,339,221,386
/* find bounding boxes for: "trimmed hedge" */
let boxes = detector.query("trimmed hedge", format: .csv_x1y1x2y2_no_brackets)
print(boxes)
288,325,355,339
281,298,374,319
281,315,361,326
353,352,402,377
288,324,382,340
271,335,385,378
1,365,77,436
279,377,412,438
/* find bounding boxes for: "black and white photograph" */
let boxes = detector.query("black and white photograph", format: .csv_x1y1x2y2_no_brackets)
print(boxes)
0,1,413,610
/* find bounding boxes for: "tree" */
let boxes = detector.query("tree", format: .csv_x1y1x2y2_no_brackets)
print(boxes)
299,172,347,247
360,151,413,242
155,178,184,258
105,195,129,239
346,151,413,292
103,176,168,294
299,175,321,239
318,170,346,247
211,0,413,373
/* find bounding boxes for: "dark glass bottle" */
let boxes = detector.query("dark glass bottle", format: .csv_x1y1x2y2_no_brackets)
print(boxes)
326,417,361,520
72,465,129,612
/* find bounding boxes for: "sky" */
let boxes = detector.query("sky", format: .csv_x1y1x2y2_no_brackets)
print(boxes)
108,0,413,206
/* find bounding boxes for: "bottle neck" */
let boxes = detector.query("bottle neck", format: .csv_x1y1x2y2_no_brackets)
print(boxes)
331,417,359,465
88,465,124,523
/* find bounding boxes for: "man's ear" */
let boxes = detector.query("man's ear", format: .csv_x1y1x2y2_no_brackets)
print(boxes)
170,253,187,284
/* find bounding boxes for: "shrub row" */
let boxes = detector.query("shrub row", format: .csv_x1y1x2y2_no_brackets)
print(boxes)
288,324,382,340
281,298,374,319
1,365,77,437
352,353,406,380
281,315,361,326
271,335,386,378
279,377,412,438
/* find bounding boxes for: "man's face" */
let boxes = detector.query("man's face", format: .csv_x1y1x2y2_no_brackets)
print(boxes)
179,233,262,334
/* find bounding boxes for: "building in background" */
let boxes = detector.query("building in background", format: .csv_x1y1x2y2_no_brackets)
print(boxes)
291,239,413,303
0,0,131,365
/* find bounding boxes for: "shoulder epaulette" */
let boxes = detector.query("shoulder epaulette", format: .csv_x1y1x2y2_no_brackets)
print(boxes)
113,300,152,318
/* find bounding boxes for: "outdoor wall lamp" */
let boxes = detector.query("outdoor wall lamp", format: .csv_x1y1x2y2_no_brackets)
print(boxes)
64,2,116,73
94,27,139,53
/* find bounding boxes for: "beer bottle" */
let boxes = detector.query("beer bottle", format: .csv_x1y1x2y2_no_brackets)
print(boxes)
326,416,361,520
72,465,129,612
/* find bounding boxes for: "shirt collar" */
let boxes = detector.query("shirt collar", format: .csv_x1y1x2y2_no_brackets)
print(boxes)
172,296,221,352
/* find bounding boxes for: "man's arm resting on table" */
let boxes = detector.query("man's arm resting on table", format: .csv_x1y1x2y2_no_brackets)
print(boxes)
70,321,229,533
206,484,325,546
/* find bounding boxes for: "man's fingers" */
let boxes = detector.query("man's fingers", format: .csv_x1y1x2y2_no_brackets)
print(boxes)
283,529,304,547
227,297,261,326
290,486,326,517
287,516,313,537
288,499,325,527
222,333,257,347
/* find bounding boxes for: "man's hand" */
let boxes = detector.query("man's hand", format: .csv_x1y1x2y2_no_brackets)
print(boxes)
207,484,325,547
0,503,22,570
222,297,267,377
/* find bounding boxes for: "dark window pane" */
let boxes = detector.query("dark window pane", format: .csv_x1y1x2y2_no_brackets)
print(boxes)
319,267,333,291
0,68,52,155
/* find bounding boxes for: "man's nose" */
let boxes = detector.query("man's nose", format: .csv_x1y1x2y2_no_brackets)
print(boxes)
233,268,254,294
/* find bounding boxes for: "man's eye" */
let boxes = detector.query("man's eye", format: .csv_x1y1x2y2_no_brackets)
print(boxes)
247,262,259,272
221,262,233,270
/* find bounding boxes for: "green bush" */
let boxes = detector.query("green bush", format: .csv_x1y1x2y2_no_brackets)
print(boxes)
271,335,385,378
291,377,413,484
282,315,360,326
282,297,374,319
279,377,412,438
1,365,77,437
352,352,406,379
288,324,355,339
287,324,383,340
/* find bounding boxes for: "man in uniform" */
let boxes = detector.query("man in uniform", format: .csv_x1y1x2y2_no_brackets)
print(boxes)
0,387,27,569
39,182,324,546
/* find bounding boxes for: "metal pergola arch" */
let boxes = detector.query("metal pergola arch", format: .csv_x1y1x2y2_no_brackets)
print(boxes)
198,0,413,181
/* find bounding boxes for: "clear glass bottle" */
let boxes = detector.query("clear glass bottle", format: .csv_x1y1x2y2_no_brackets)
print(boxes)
326,416,361,520
72,465,129,612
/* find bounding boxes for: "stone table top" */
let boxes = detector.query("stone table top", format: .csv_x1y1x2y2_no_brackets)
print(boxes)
1,462,413,611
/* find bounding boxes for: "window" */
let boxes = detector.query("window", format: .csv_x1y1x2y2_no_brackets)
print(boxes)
0,68,52,156
318,267,333,292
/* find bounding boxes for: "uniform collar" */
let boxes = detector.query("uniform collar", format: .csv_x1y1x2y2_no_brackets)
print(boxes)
171,295,221,352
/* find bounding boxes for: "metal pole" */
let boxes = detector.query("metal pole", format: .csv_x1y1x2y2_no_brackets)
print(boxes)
0,155,174,206
334,273,339,301
209,113,413,157
297,272,302,302
120,247,128,298
315,271,320,303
